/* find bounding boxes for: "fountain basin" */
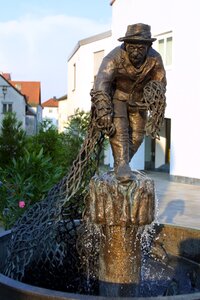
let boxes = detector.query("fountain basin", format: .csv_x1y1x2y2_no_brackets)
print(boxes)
0,223,200,300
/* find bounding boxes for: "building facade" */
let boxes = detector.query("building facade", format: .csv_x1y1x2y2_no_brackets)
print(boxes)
110,0,200,182
11,80,43,131
0,74,43,135
66,0,200,183
57,94,68,133
42,97,59,127
67,31,112,118
0,75,27,130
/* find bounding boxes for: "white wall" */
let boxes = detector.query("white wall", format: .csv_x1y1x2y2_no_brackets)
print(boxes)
0,76,26,129
105,141,145,170
169,1,200,180
42,107,58,127
111,0,200,180
58,99,68,132
155,126,166,169
67,34,112,118
111,0,173,42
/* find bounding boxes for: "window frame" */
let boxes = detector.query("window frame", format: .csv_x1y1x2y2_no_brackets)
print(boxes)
154,31,173,70
93,50,104,80
2,102,13,114
72,63,76,92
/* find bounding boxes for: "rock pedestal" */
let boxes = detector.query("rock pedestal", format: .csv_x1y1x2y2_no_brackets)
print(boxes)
85,170,155,297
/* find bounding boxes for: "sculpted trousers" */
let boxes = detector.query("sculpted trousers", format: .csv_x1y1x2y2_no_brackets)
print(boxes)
110,100,147,167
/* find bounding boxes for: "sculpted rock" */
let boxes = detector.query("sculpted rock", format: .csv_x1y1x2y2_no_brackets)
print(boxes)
85,171,155,226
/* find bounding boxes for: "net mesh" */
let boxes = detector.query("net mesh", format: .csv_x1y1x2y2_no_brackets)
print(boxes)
143,80,166,139
3,112,107,290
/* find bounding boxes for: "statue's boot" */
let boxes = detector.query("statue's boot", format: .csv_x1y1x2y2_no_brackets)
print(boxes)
110,136,133,183
115,160,133,183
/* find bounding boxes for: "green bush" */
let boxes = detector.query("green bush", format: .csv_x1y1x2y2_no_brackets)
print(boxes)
0,112,27,168
0,110,91,228
28,110,90,175
61,109,90,170
0,148,62,229
0,109,108,229
28,119,64,165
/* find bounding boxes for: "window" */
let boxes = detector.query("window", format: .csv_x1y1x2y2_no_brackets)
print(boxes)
2,103,12,113
49,108,53,113
155,32,173,67
94,50,104,81
72,63,76,91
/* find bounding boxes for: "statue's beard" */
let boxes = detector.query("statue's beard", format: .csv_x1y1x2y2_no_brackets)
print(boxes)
129,54,146,68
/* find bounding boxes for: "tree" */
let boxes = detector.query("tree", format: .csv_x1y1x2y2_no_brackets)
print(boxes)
62,109,90,171
0,113,27,168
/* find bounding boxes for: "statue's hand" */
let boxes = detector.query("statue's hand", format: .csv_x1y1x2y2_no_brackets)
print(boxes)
97,113,115,136
91,90,115,136
98,113,112,129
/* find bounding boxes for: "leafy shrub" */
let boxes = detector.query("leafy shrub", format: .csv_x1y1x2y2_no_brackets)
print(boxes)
0,109,108,229
61,109,90,170
0,110,91,228
0,148,62,229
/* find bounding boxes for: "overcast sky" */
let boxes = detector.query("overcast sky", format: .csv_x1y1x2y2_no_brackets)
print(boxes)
0,0,112,101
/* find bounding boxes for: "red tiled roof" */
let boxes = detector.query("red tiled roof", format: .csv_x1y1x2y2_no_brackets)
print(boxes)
1,73,11,80
10,81,41,107
42,98,58,108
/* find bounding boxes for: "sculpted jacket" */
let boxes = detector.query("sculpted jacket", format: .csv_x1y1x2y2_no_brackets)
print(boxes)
93,44,167,108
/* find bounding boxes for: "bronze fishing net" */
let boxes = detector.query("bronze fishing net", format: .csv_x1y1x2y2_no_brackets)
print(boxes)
3,118,105,290
3,82,165,292
137,80,166,139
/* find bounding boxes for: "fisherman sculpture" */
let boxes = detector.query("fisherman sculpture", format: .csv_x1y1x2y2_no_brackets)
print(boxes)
91,23,166,182
3,23,166,287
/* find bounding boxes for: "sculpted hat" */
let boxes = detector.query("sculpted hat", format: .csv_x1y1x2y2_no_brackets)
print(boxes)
118,23,156,43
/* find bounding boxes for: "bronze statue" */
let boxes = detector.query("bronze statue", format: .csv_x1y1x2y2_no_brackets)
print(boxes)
4,24,166,292
91,23,167,182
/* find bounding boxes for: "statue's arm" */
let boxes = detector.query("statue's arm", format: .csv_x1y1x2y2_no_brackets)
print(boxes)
93,55,116,94
151,54,167,87
91,54,116,134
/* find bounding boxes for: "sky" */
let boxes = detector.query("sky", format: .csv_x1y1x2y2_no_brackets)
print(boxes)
0,0,112,101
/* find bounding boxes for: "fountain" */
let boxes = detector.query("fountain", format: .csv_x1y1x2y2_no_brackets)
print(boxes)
1,169,200,299
85,171,155,297
1,220,200,299
0,23,200,299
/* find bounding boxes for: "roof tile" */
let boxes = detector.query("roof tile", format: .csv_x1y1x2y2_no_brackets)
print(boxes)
42,98,58,108
10,81,41,106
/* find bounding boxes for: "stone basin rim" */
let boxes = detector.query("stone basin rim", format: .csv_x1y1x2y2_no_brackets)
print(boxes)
0,223,200,300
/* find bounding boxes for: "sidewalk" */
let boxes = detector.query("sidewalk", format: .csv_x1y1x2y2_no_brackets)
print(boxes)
146,171,200,229
1,171,199,232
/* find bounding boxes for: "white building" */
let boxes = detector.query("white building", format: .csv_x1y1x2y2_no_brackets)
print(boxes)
66,0,200,184
57,94,68,133
42,97,59,127
110,0,200,183
10,79,43,133
67,31,112,118
0,74,27,130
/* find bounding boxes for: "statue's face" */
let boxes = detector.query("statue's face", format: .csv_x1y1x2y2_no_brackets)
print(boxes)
125,43,149,68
